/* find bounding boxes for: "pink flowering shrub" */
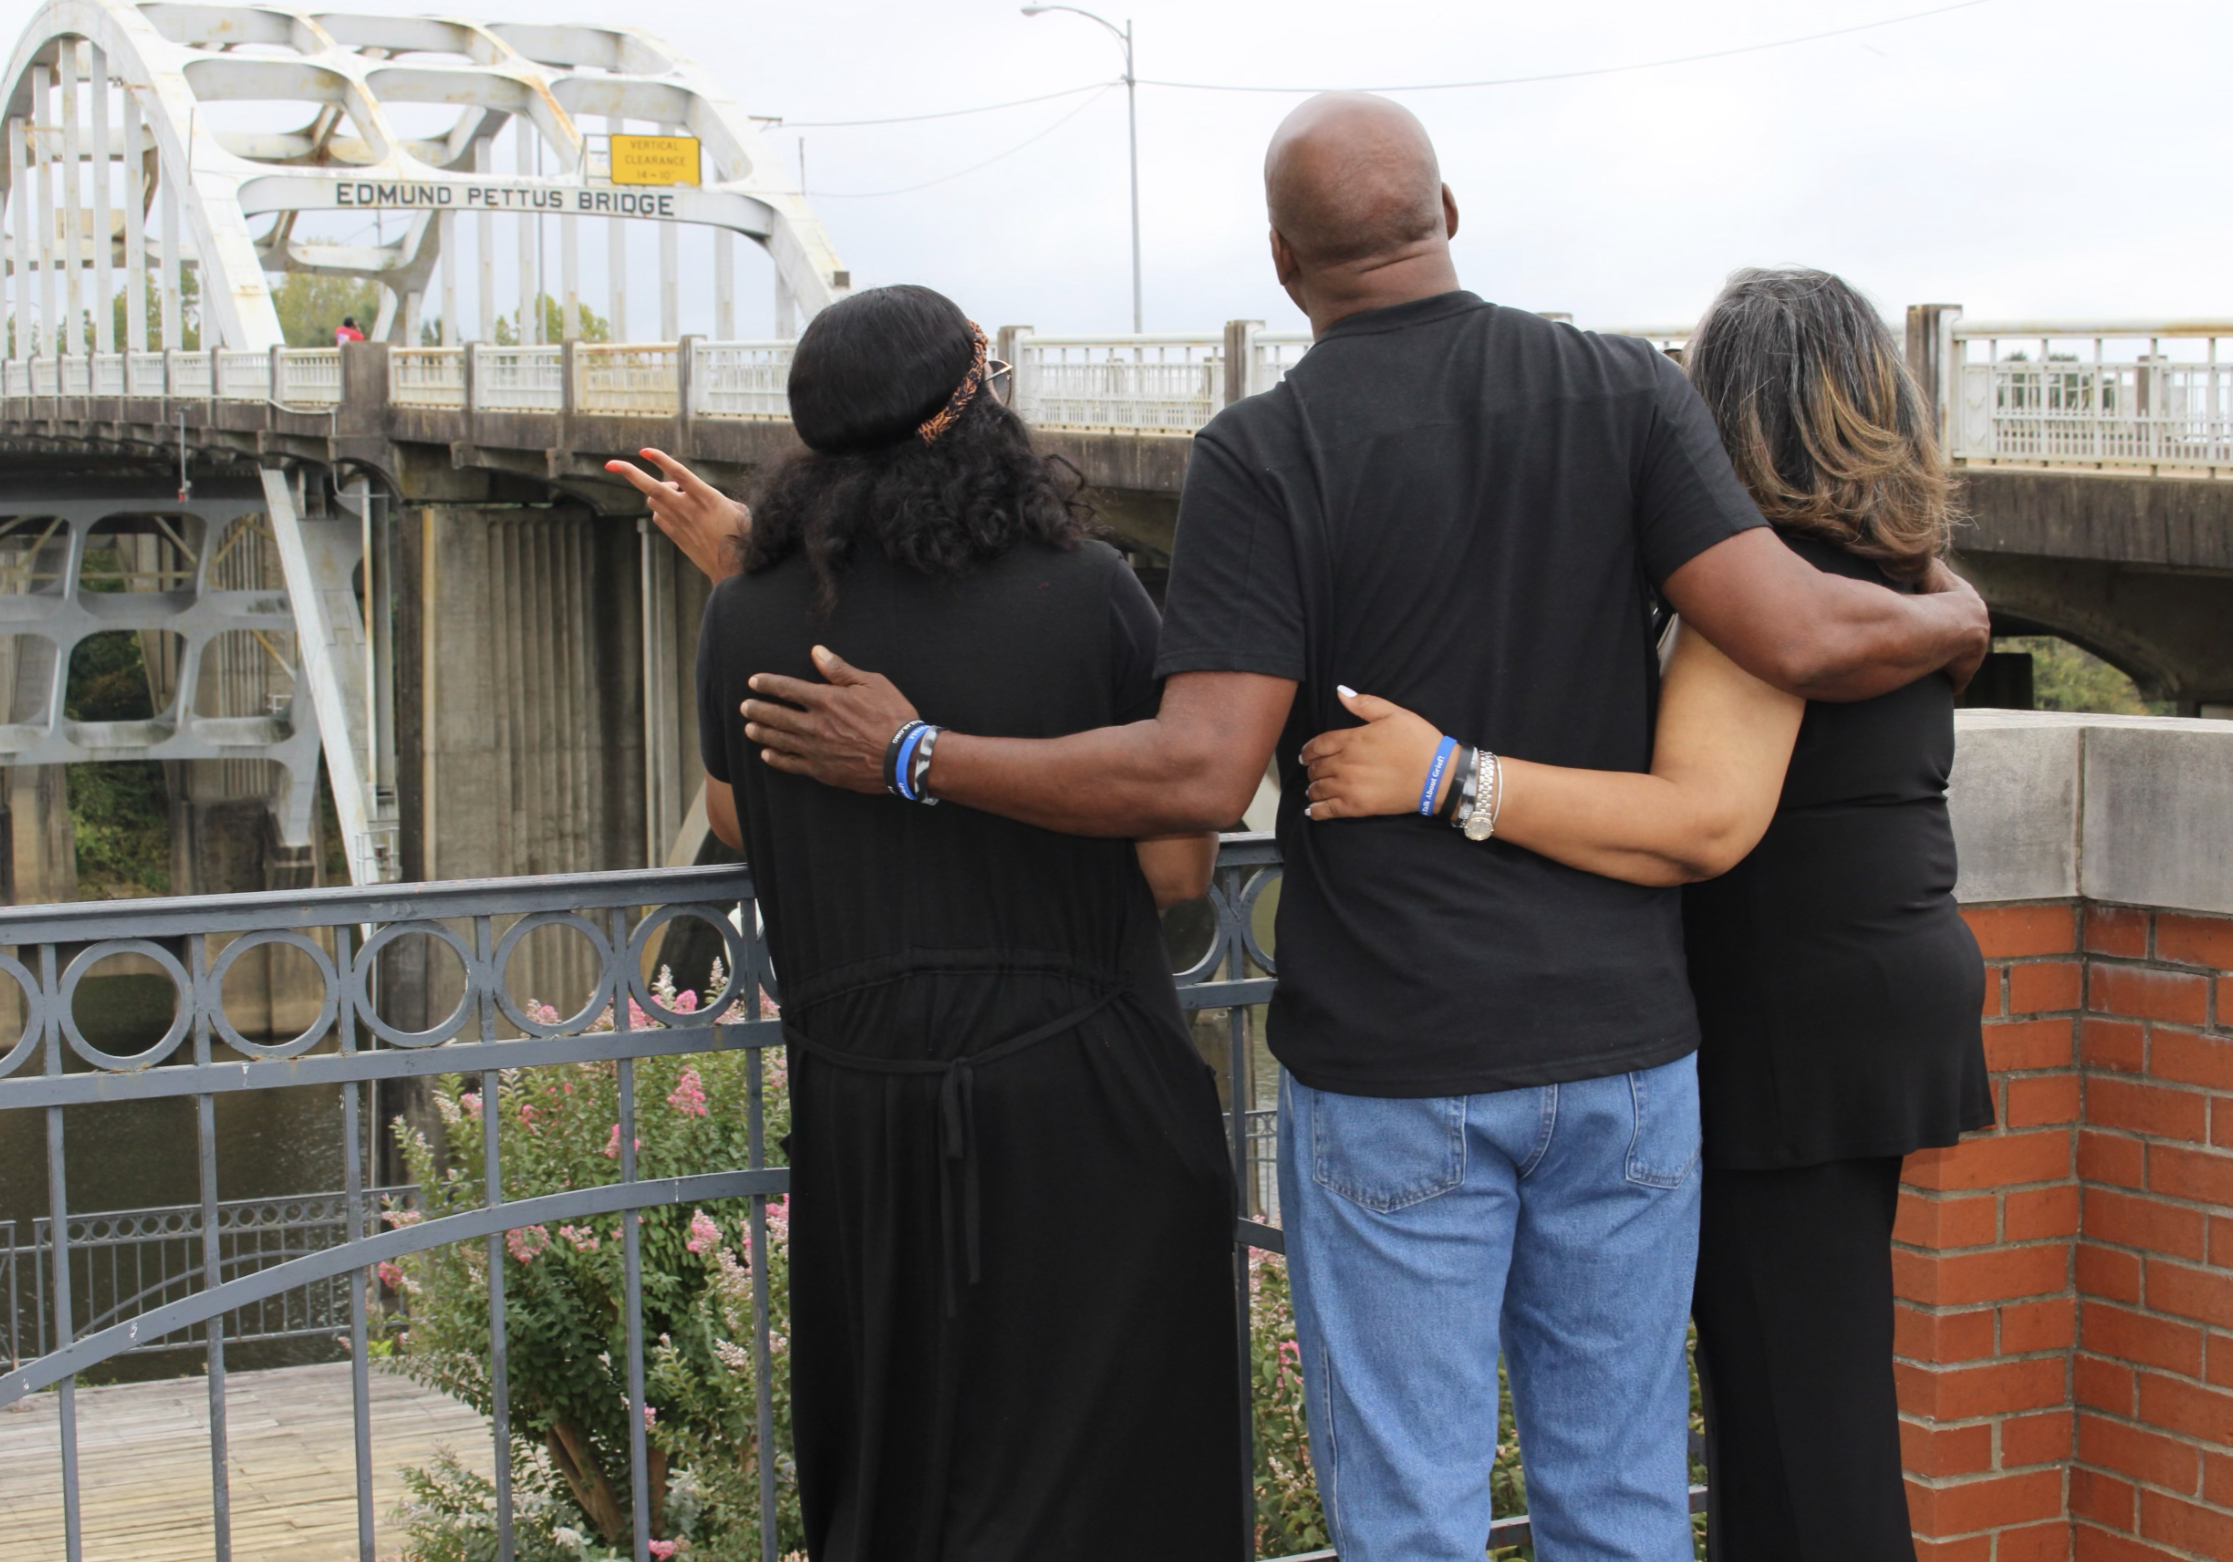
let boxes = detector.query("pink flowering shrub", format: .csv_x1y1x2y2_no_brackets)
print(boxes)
1248,1250,1328,1554
390,961,800,1560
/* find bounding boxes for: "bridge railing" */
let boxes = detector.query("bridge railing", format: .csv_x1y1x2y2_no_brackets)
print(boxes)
476,344,566,413
215,349,272,403
125,350,166,397
23,312,2223,477
690,339,794,419
275,348,342,409
577,343,680,417
391,345,467,408
1009,331,1227,432
2,1185,419,1369
1948,319,2233,474
168,348,212,399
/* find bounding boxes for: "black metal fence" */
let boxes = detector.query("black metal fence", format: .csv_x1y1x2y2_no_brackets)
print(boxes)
0,1186,417,1367
0,838,1319,1562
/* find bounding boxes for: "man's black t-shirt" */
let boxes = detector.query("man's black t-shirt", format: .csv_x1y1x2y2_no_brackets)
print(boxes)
1154,290,1765,1098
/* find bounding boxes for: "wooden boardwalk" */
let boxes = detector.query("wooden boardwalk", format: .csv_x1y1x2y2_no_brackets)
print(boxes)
0,1362,495,1561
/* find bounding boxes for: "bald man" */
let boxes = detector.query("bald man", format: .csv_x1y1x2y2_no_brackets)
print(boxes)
733,93,1986,1560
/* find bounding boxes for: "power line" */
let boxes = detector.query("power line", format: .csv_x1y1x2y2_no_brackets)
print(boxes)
807,86,1117,198
768,0,1992,132
774,81,1115,130
1145,0,1994,93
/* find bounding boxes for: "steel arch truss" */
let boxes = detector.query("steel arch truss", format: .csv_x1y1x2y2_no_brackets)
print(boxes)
0,490,321,845
0,2,854,884
0,1,849,350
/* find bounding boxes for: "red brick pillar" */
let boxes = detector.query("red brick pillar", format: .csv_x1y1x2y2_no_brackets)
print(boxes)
2068,905,2233,1561
1896,902,2082,1561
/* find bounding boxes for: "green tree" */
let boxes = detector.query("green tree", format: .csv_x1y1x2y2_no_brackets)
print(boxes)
9,261,200,355
108,260,202,351
492,294,612,346
1994,635,2172,716
64,539,171,896
270,271,384,347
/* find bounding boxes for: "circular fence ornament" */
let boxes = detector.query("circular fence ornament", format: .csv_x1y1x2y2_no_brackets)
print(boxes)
347,921,482,1048
1234,867,1280,978
0,950,46,1079
625,903,750,1022
205,930,341,1058
1170,882,1238,988
492,911,618,1037
59,939,194,1070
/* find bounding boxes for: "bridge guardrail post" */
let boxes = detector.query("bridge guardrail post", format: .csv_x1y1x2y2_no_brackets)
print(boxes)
1907,304,1962,458
560,337,578,457
464,340,481,444
206,344,221,415
677,333,700,456
2136,351,2166,467
1223,320,1262,407
267,344,283,419
337,340,388,441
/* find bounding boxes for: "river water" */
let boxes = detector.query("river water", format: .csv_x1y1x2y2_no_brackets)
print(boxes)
0,973,353,1234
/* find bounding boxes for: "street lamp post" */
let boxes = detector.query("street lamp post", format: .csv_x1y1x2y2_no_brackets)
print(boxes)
1022,6,1140,332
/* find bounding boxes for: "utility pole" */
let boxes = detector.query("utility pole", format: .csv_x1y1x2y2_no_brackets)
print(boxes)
1023,7,1140,332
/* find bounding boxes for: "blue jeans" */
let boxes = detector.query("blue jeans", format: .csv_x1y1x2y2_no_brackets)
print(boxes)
1277,1054,1702,1562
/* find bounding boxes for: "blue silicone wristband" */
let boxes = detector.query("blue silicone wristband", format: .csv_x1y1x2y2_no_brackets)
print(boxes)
894,722,931,801
1419,734,1458,817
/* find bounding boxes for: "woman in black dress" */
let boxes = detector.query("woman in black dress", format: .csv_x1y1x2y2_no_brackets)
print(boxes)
1296,268,1990,1560
612,286,1244,1561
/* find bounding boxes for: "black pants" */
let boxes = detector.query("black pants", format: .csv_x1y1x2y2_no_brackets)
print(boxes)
1692,1155,1917,1562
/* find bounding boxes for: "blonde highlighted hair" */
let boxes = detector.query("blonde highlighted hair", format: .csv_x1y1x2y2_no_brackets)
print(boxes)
1685,267,1953,579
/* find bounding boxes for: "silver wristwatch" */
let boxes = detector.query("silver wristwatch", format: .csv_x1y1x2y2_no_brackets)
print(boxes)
1461,748,1499,842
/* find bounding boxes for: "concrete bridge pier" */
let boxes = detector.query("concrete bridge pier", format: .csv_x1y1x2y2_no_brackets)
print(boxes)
374,495,708,1024
1951,468,2233,717
363,493,706,1183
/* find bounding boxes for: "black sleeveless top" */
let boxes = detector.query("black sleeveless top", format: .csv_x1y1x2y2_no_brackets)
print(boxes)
1681,533,1993,1170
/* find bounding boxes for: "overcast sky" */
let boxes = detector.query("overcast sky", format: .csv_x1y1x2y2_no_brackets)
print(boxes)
13,0,2226,340
633,0,2233,338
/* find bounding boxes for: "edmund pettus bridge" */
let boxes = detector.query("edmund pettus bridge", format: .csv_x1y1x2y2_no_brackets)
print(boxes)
0,1,2225,909
0,7,2231,1562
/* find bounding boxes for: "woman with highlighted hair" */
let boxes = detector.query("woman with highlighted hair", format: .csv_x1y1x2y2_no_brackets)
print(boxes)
608,285,1242,1561
1299,268,1991,1562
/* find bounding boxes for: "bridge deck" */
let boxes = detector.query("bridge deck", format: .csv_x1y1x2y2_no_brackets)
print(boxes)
0,1361,493,1561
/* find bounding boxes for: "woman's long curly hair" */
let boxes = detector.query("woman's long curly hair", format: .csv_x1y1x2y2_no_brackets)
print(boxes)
741,284,1097,612
1685,267,1955,580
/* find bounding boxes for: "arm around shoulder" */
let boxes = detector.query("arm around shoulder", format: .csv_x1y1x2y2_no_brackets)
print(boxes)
1663,528,1989,701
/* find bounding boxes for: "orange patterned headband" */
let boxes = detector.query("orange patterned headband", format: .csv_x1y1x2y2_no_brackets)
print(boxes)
917,323,990,444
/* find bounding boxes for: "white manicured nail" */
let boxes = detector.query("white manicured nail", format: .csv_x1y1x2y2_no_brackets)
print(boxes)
1337,684,1357,698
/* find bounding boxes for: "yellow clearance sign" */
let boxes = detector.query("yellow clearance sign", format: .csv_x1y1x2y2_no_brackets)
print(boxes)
610,135,701,187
